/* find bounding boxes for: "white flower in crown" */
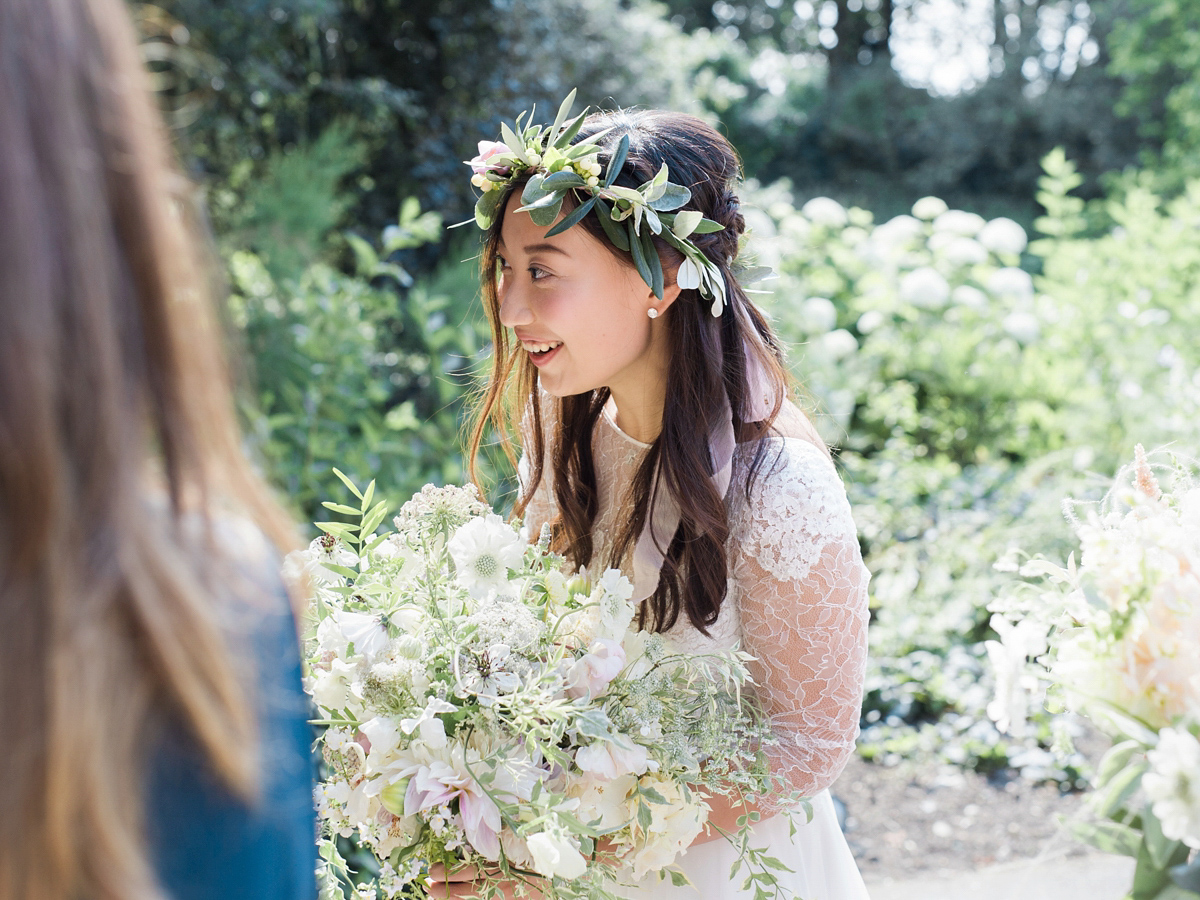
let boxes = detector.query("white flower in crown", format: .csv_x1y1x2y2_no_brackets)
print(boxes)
1144,727,1200,848
447,513,525,598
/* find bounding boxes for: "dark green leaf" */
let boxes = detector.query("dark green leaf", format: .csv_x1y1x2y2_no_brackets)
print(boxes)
1133,836,1191,899
542,170,586,190
604,134,630,187
544,197,596,237
521,175,551,206
553,112,588,149
629,221,654,288
594,199,631,250
475,189,505,229
690,217,725,234
642,230,664,299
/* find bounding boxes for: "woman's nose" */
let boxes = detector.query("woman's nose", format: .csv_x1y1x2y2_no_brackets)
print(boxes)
498,280,534,328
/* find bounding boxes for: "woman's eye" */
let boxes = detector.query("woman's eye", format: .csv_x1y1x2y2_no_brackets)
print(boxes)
529,266,549,281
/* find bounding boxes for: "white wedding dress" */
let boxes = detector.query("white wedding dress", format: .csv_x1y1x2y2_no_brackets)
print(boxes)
521,398,872,900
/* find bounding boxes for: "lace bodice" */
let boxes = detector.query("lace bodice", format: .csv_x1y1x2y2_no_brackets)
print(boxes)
520,399,870,802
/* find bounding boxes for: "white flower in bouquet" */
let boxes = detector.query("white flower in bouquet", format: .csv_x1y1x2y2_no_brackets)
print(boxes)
566,638,626,700
303,477,786,900
286,534,359,585
527,829,589,880
448,513,526,598
335,609,392,662
623,776,710,880
568,773,639,831
1144,727,1200,848
576,736,651,781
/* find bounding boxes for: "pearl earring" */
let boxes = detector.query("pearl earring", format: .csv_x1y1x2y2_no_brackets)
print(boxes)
647,308,659,319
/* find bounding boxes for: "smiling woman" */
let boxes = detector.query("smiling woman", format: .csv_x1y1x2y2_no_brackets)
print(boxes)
463,100,871,900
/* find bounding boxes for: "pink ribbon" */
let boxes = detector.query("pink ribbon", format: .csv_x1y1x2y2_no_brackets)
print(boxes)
630,334,778,603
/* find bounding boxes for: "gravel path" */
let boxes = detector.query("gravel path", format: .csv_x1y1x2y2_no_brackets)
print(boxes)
830,754,1094,883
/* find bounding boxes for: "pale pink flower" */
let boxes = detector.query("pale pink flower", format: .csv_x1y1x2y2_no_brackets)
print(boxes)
565,638,626,700
469,140,512,176
575,739,649,781
404,745,503,860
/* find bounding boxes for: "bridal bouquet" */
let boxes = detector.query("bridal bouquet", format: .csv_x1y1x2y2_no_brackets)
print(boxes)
291,474,785,900
987,447,1200,898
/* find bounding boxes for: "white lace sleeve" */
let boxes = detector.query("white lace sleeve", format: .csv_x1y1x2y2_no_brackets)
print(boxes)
730,438,870,802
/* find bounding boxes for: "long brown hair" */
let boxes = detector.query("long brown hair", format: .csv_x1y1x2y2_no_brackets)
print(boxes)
0,0,298,898
468,109,792,634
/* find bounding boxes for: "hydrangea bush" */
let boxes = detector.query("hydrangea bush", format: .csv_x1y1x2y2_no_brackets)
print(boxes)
747,152,1200,776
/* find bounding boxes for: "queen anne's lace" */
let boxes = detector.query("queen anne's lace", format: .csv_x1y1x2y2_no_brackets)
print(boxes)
521,398,870,805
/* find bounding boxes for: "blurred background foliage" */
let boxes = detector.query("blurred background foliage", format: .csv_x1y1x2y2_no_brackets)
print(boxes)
137,0,1200,778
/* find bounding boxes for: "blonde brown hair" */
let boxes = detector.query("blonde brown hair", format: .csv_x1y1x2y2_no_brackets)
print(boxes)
0,0,298,897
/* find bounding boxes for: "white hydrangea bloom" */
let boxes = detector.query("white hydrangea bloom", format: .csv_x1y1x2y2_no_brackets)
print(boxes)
899,266,951,308
1002,311,1040,345
939,236,989,267
801,196,849,227
857,309,886,334
1144,728,1200,848
801,296,838,333
979,217,1028,255
912,196,949,220
988,266,1035,298
821,328,858,360
932,209,986,236
951,285,989,310
871,214,924,253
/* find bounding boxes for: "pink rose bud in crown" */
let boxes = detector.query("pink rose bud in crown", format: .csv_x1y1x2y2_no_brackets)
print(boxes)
470,140,512,176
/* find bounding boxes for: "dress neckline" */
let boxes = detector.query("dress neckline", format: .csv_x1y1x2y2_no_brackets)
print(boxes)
600,397,653,449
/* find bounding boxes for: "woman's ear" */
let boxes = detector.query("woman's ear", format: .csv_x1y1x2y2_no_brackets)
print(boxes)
647,269,683,317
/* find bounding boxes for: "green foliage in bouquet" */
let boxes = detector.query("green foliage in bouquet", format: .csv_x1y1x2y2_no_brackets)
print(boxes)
293,476,801,900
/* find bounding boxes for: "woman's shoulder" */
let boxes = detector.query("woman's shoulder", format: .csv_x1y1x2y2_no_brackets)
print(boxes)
730,405,859,582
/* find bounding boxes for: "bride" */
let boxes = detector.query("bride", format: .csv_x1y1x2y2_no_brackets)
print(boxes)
448,102,870,900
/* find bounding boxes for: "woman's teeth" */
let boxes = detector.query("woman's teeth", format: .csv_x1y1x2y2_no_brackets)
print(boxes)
524,340,562,354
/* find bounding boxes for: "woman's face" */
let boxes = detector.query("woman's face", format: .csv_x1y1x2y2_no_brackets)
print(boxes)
495,190,676,399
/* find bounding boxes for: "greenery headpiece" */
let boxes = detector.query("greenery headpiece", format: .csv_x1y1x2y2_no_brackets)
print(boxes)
465,90,729,315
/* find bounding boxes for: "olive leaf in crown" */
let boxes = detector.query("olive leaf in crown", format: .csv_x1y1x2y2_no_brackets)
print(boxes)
463,89,728,315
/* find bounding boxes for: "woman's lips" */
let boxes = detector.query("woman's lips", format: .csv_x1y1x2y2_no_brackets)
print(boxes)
527,343,562,367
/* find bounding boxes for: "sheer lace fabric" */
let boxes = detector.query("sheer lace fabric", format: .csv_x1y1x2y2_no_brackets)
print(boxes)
520,397,870,803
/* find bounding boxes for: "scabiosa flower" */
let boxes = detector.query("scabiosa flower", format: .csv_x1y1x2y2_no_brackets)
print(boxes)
447,514,525,598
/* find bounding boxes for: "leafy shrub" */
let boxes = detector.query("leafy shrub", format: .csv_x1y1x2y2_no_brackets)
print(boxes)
751,153,1200,774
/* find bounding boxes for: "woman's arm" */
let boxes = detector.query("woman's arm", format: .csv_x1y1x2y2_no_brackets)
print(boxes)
728,439,870,806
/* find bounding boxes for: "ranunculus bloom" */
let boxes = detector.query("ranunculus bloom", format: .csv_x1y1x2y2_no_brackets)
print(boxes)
565,638,626,700
469,140,512,176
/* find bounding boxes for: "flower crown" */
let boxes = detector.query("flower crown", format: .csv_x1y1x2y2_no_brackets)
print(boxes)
465,90,728,315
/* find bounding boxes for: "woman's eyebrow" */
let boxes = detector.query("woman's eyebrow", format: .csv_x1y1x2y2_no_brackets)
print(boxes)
523,242,570,256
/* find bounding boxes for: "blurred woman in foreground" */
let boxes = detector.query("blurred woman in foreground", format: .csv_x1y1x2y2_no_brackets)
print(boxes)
0,0,317,897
